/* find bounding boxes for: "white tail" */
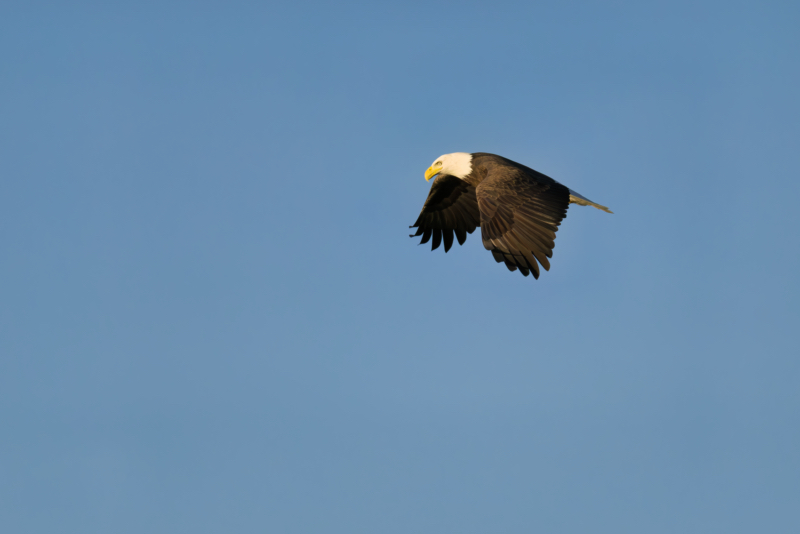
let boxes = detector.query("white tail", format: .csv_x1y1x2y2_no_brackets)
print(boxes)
568,189,613,214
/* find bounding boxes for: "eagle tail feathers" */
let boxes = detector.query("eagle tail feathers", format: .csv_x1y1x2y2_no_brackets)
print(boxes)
568,191,613,214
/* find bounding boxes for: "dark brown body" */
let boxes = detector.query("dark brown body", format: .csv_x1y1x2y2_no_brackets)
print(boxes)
410,153,570,279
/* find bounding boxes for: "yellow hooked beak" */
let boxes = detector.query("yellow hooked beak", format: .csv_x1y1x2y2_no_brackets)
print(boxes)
424,164,443,181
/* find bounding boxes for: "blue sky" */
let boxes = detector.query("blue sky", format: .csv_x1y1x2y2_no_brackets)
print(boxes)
1,1,799,532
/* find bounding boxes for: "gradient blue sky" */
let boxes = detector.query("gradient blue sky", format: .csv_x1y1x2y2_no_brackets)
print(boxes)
2,2,799,533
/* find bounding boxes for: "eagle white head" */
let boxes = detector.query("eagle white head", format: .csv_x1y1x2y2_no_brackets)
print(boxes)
424,152,473,181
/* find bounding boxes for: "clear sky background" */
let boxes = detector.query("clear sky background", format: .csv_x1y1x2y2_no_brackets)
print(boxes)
1,1,799,533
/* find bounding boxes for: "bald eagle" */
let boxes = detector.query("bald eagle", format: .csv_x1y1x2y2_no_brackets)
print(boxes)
410,152,612,279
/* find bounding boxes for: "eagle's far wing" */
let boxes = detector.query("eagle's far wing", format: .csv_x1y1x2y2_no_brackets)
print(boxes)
410,174,481,252
477,167,570,278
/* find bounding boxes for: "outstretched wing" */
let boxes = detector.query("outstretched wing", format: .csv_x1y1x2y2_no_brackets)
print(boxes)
410,174,480,252
477,167,570,278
